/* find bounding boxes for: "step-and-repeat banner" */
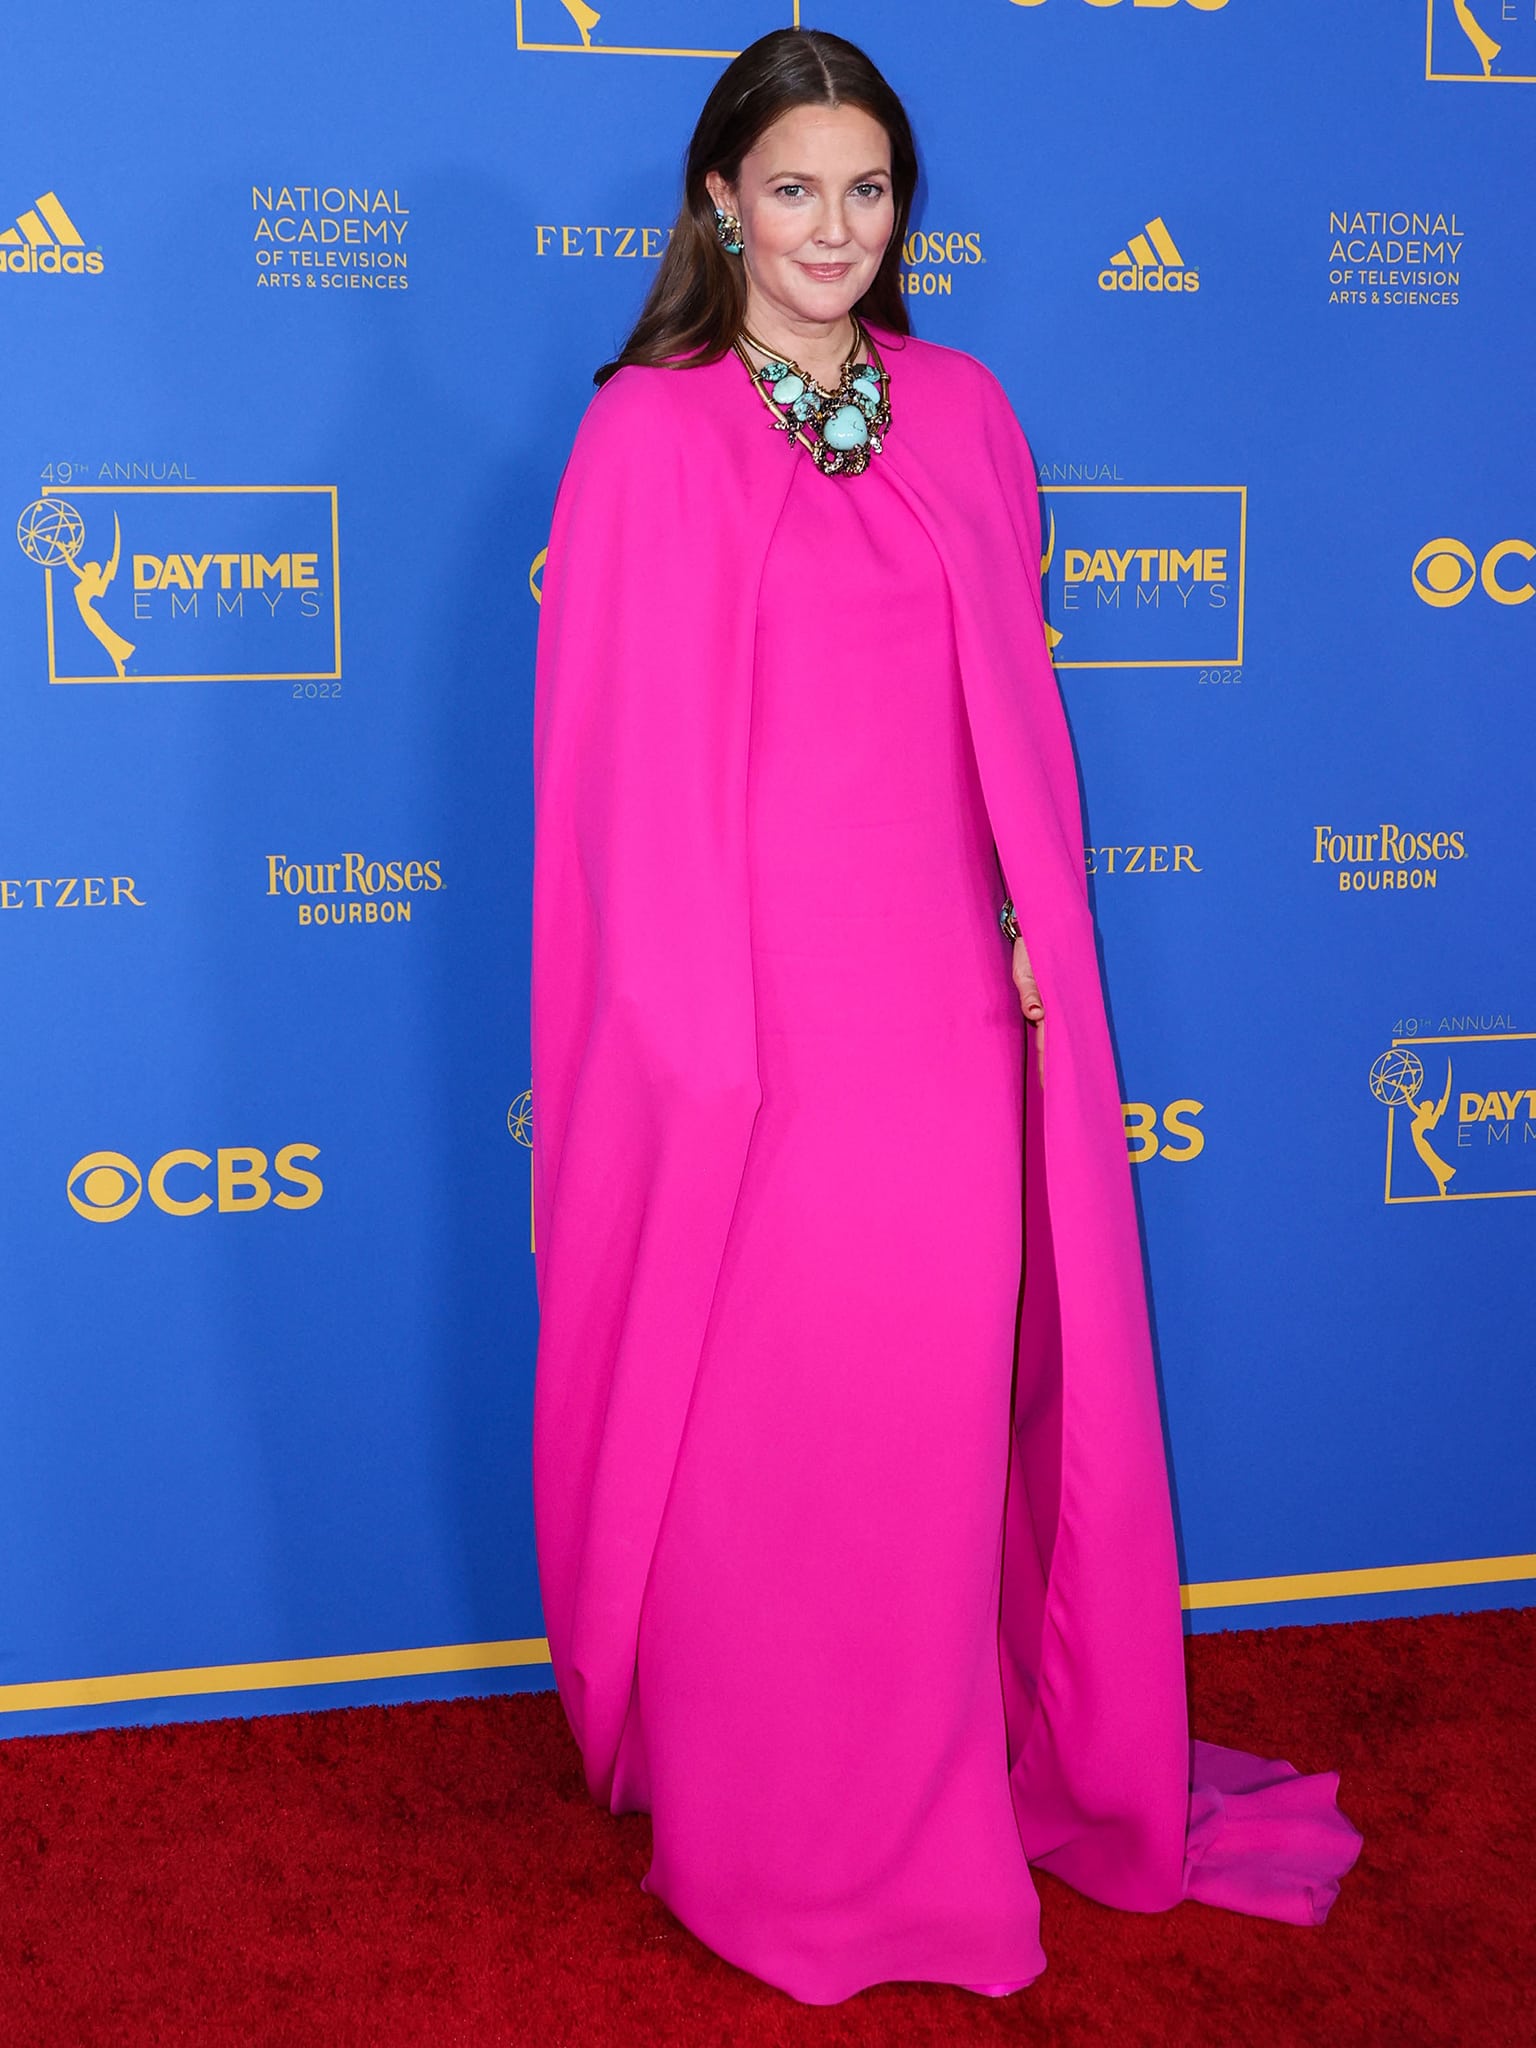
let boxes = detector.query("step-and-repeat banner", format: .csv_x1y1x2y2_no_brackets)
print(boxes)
2,1,1531,1737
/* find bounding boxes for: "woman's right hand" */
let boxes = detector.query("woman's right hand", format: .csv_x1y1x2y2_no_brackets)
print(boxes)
1011,935,1046,1087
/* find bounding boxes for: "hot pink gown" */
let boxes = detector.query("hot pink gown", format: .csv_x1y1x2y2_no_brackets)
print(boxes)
612,446,1046,1990
530,336,1362,2009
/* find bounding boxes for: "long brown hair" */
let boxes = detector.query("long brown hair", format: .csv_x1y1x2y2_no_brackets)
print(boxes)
594,28,918,386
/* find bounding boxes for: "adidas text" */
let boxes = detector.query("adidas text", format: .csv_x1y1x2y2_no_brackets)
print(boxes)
1098,265,1200,292
1,244,104,276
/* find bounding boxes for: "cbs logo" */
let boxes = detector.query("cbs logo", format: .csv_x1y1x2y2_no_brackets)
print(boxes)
1123,1100,1204,1163
67,1145,323,1222
1413,537,1534,608
1015,1,1236,10
1010,1,1226,9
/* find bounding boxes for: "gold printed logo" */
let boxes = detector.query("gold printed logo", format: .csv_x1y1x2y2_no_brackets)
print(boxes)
516,2,801,59
1087,843,1202,876
66,1152,143,1222
533,225,671,258
0,191,103,277
265,852,443,927
1040,485,1246,669
1100,217,1198,294
1327,210,1462,306
1039,508,1063,652
1371,1047,1457,1198
1372,1030,1536,1202
16,486,342,686
1009,1,1229,11
67,1147,324,1219
1426,0,1536,83
1,874,146,909
1123,1100,1205,1163
251,186,411,291
900,230,985,299
509,1088,535,1254
1412,537,1535,607
1314,824,1466,893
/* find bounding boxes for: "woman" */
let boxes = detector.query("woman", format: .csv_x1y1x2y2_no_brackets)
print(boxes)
530,27,1361,2007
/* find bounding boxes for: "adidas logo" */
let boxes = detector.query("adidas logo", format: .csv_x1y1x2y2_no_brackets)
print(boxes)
0,191,104,276
1098,216,1198,295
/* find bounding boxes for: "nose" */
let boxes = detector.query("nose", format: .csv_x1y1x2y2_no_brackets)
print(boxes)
814,202,853,249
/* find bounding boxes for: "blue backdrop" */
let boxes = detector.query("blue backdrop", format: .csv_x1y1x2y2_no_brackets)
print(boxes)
2,0,1531,1739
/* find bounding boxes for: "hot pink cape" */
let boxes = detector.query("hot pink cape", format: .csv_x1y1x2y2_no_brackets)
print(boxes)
530,324,1361,2001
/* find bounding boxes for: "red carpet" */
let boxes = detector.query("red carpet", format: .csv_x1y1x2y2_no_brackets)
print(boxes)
1,1608,1531,2046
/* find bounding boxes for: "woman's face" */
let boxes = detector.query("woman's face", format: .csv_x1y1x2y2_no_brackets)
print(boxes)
707,102,896,334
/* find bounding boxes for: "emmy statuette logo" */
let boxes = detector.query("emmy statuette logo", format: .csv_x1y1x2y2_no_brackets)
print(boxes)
16,485,342,686
1370,1048,1457,1199
1426,0,1536,82
516,2,801,58
1371,1033,1536,1203
509,1089,535,1253
17,497,135,678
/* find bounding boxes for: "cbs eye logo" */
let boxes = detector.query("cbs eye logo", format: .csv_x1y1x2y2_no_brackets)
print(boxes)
1412,537,1534,608
67,1145,323,1221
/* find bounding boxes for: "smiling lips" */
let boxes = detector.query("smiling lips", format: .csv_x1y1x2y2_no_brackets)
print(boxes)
799,261,854,280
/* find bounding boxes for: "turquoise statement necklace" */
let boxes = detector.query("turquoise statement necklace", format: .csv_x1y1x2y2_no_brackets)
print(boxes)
732,316,891,477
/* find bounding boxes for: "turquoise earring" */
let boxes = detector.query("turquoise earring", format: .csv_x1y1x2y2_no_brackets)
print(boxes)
714,206,744,254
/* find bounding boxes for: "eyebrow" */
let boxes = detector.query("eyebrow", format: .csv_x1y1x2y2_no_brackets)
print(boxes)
767,167,891,181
